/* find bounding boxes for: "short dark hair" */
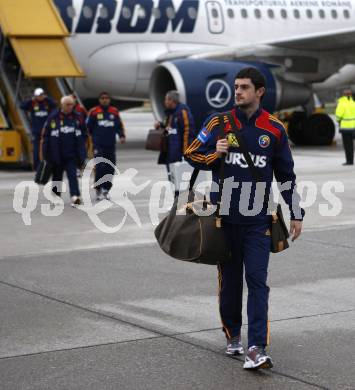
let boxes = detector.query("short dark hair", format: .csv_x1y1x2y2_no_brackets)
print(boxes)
235,67,266,91
99,92,110,98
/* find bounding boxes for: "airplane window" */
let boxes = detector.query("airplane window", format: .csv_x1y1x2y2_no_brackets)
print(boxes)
241,9,248,18
152,8,161,19
319,9,325,18
280,9,287,18
83,5,93,19
121,6,131,19
139,8,146,18
306,9,313,18
254,9,261,19
227,8,234,18
166,7,176,19
293,9,300,19
66,5,76,19
188,7,197,19
344,9,350,18
211,8,218,18
267,9,274,18
331,9,338,18
99,6,108,19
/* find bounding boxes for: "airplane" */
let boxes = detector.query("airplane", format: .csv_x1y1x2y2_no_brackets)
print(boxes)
51,0,355,145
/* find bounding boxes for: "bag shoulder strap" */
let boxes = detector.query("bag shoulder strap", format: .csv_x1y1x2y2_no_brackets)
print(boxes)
189,114,226,224
226,111,262,182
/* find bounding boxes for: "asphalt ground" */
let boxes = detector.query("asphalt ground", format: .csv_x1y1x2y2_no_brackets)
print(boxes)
0,112,354,390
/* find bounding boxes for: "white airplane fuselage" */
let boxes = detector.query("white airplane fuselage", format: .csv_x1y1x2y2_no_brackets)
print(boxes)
55,0,354,100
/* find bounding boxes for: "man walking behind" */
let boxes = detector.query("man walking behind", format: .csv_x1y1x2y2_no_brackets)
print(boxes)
21,88,56,170
155,90,195,195
335,88,355,165
40,96,86,206
87,92,126,200
185,67,304,370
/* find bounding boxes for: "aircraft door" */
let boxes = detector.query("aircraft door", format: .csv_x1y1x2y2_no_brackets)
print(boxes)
205,1,224,34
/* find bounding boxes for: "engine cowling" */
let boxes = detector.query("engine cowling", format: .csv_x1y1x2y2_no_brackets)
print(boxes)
150,59,312,127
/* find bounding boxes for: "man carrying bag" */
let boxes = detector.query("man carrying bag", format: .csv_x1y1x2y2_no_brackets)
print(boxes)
185,67,304,370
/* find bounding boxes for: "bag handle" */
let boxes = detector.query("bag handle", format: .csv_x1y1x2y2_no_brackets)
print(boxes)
226,111,262,182
188,114,226,226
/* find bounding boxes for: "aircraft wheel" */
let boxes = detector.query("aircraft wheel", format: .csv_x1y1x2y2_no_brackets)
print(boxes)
287,112,335,146
303,113,335,145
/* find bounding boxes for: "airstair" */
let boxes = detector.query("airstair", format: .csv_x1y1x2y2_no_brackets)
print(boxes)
0,0,84,167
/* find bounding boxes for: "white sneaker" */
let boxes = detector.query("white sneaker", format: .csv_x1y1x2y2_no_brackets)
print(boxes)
226,336,244,355
71,196,82,207
243,346,273,370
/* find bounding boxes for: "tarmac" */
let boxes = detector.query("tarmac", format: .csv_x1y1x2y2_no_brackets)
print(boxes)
0,112,354,390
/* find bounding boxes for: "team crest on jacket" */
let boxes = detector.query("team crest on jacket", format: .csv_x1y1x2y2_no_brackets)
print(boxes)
51,120,56,129
259,135,270,148
227,133,239,147
97,114,104,120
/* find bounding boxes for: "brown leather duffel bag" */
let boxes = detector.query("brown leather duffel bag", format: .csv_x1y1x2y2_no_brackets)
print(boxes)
154,114,231,265
145,128,167,151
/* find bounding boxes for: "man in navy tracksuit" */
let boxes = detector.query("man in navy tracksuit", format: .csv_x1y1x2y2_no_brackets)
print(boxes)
40,96,87,206
87,92,126,200
20,88,56,170
156,90,195,195
185,67,304,370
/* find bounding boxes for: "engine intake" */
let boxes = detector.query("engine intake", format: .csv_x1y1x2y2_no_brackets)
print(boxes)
150,59,312,127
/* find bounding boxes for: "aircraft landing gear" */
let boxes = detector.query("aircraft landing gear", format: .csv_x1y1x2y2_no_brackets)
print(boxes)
287,111,335,146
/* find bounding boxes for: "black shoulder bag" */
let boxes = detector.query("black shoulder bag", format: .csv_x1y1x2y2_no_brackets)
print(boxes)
154,114,231,265
226,112,289,253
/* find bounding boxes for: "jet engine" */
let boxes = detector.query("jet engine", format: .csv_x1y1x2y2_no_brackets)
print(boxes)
150,59,334,145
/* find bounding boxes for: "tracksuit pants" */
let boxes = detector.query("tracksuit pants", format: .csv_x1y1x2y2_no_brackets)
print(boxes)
218,222,271,348
32,134,40,171
341,131,354,164
52,159,80,197
94,147,116,192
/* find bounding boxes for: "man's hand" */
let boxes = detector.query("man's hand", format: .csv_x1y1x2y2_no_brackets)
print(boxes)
216,138,229,157
154,121,162,129
120,136,126,144
290,220,302,241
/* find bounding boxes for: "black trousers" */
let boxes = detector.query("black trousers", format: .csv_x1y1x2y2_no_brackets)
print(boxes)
341,131,354,164
52,159,80,197
94,147,116,192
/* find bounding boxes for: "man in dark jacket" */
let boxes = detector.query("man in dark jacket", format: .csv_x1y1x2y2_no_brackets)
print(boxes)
185,67,304,370
155,90,195,195
87,92,126,200
21,88,56,170
40,95,87,207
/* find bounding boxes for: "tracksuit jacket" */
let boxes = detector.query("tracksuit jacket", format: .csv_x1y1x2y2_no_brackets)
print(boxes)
158,103,196,164
40,109,87,166
185,107,304,224
87,105,125,150
20,97,56,136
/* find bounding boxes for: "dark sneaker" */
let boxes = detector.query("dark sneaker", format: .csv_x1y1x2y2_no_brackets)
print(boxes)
102,189,110,200
96,189,104,201
243,346,273,369
226,336,244,356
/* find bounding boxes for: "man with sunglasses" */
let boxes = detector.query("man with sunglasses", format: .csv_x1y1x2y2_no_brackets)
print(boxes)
186,67,304,370
87,92,126,200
